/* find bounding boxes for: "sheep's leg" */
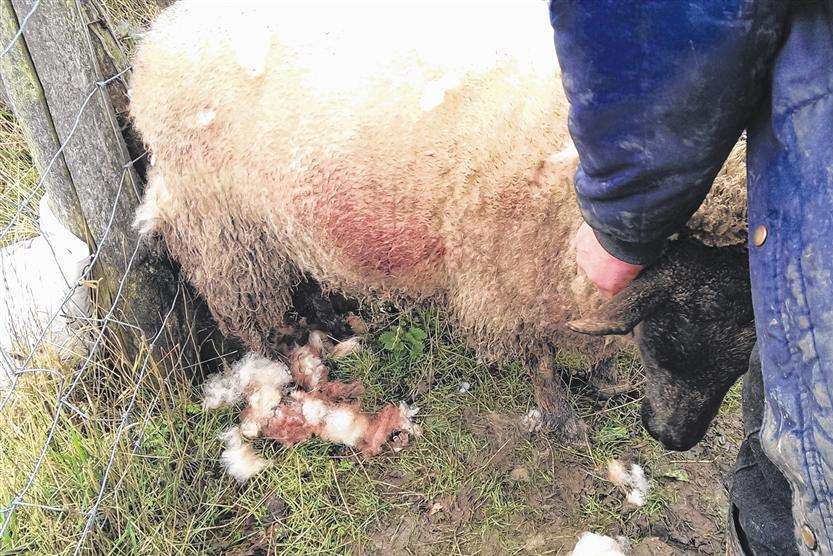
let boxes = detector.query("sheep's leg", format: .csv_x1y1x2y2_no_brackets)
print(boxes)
527,348,588,443
588,354,636,400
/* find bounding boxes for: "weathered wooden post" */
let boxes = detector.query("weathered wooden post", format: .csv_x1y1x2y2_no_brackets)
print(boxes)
0,0,197,361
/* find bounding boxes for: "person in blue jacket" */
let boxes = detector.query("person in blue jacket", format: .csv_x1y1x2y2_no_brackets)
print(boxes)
549,1,833,554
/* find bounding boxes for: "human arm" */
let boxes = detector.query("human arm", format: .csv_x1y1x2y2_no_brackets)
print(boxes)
550,1,789,272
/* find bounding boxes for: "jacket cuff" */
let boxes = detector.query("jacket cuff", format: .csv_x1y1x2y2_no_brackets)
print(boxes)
592,229,666,266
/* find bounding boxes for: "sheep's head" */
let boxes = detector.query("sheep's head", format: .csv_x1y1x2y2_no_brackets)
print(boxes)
568,239,753,451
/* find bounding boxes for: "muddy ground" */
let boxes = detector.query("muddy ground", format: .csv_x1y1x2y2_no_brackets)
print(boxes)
360,403,742,555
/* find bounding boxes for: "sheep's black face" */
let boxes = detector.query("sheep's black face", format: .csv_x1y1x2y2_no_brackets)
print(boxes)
568,239,754,451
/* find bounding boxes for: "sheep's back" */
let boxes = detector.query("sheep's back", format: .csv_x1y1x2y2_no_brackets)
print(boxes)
129,2,575,299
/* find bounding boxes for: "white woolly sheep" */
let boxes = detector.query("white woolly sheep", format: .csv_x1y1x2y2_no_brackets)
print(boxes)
129,1,751,443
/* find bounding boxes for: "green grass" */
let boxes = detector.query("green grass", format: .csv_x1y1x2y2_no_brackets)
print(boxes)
0,105,40,245
0,306,743,554
0,310,531,553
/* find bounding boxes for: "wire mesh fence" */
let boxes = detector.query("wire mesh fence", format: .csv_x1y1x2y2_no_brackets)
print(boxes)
0,1,186,552
0,2,756,553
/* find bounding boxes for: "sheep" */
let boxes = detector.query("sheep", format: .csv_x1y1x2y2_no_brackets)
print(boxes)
128,1,753,447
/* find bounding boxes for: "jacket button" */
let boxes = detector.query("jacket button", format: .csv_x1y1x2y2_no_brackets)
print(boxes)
801,524,817,550
752,224,768,247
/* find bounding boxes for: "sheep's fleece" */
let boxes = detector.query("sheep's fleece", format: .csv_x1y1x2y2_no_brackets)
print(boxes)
130,2,746,364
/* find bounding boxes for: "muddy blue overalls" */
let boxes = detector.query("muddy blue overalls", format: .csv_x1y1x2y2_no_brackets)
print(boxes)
549,1,833,553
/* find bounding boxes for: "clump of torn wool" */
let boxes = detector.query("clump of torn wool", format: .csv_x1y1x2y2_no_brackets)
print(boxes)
288,332,362,390
607,459,650,507
305,330,362,360
306,329,331,355
205,335,418,482
570,532,629,556
203,353,292,440
521,409,544,433
202,352,292,410
240,385,284,439
218,426,270,483
346,314,368,334
317,379,365,400
328,336,361,359
289,343,329,390
263,393,421,456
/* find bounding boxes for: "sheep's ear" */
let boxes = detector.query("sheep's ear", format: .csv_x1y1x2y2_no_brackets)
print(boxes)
566,273,665,336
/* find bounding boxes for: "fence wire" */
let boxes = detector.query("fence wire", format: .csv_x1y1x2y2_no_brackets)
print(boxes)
0,2,180,553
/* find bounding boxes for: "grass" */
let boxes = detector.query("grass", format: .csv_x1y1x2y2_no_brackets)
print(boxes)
98,0,164,28
3,308,538,553
0,305,743,554
0,105,40,245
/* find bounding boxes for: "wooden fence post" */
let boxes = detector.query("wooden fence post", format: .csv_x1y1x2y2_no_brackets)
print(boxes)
0,0,88,240
0,0,197,362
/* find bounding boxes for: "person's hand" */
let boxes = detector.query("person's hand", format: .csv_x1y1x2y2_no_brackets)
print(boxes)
575,222,643,297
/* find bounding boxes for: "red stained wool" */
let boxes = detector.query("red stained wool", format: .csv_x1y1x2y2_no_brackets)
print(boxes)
263,403,312,445
316,186,444,277
362,404,409,456
318,379,365,401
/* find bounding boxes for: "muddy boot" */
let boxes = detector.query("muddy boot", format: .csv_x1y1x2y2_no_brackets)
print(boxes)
727,344,797,555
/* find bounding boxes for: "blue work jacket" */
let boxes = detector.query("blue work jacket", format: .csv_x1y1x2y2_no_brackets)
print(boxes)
550,1,833,553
